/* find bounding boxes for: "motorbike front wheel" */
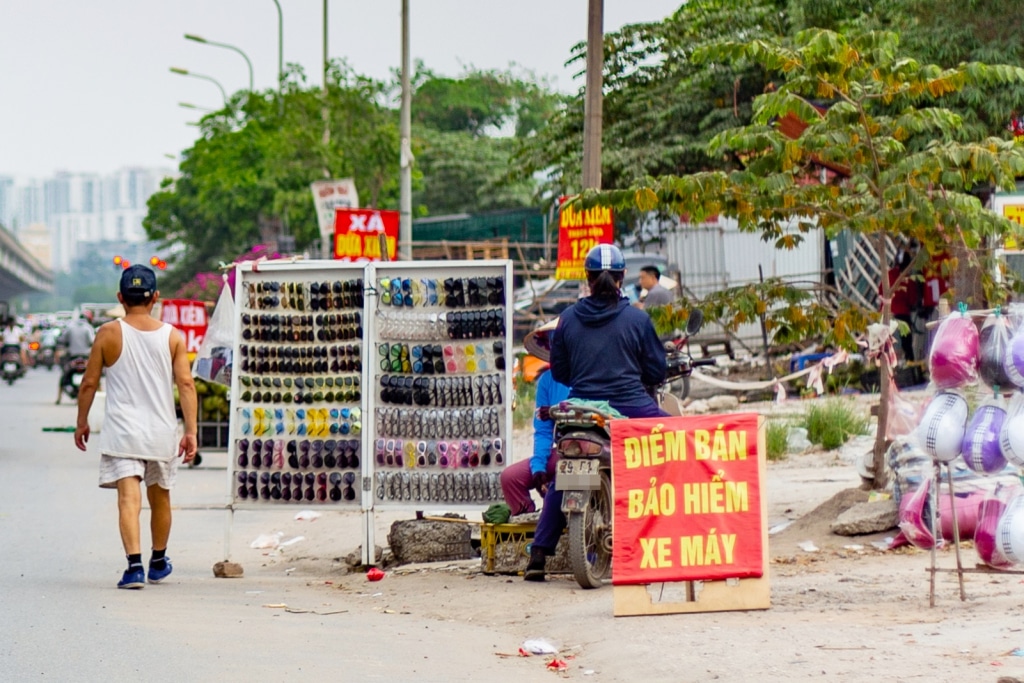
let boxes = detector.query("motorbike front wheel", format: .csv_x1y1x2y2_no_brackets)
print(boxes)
567,471,613,589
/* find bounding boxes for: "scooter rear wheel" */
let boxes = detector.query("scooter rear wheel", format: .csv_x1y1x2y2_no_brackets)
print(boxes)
567,471,613,589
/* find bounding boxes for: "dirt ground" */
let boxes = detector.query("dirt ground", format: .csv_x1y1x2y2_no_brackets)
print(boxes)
235,389,1024,683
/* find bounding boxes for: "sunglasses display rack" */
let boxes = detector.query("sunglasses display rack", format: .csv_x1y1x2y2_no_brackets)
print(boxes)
366,261,513,511
224,259,513,565
229,261,368,510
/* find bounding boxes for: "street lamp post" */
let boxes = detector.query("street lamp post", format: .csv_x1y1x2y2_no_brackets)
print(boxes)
170,67,228,105
184,33,254,92
271,0,283,88
271,0,284,116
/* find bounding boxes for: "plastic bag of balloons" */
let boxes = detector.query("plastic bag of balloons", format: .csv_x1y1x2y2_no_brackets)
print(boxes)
928,310,978,390
885,379,921,441
979,311,1014,389
886,437,931,505
898,470,937,550
974,485,1018,569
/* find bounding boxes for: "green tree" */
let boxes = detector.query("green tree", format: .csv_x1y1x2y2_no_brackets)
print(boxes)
590,29,1024,487
510,0,790,202
145,62,400,289
410,67,559,216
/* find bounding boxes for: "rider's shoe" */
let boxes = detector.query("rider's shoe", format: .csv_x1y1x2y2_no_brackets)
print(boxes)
524,547,547,582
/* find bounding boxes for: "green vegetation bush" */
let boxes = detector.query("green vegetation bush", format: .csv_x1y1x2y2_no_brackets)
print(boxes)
513,377,537,430
803,399,869,450
766,421,789,461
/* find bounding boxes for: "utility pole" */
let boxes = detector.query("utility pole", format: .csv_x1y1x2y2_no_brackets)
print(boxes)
322,0,330,151
581,0,604,190
398,0,413,259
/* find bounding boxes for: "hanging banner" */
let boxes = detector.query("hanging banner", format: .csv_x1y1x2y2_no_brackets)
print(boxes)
611,413,764,585
554,196,614,280
333,208,399,261
160,299,208,357
311,179,360,239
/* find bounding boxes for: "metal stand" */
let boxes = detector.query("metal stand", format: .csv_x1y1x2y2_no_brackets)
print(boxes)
927,461,965,606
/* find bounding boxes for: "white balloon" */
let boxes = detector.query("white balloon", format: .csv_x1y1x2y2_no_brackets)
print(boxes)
914,391,969,463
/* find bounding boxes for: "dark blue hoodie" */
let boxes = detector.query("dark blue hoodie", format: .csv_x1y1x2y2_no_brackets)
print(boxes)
549,296,667,409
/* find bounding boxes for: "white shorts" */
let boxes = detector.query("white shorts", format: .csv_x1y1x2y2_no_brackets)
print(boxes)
98,454,178,490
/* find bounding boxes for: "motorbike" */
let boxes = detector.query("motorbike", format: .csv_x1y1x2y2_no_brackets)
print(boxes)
58,356,89,402
550,309,715,589
35,343,55,370
2,349,24,385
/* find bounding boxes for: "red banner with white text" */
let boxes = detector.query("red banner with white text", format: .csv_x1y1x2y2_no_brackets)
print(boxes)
333,208,399,261
611,413,764,585
160,299,208,358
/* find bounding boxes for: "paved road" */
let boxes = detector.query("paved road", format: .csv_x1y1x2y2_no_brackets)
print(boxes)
0,369,553,682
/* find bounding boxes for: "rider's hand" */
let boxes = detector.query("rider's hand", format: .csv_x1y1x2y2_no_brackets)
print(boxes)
536,405,551,421
531,470,549,494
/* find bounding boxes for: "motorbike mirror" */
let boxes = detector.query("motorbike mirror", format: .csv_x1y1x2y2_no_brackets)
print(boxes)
685,309,704,336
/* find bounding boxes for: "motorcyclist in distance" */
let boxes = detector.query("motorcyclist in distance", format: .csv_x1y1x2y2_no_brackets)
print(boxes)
57,310,96,404
1,317,28,369
524,244,668,581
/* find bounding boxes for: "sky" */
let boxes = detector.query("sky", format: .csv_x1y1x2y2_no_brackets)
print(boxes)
0,0,682,180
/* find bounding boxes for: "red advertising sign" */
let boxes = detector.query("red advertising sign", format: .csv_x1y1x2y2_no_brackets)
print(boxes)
555,196,614,280
160,299,208,356
333,208,399,261
611,413,764,585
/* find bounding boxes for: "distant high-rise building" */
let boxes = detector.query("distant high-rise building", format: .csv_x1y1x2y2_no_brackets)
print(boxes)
27,167,175,271
0,176,14,229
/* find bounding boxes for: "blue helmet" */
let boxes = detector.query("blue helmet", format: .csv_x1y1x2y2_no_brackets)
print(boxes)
584,244,626,273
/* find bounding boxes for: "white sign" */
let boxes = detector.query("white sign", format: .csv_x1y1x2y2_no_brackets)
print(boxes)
310,179,360,237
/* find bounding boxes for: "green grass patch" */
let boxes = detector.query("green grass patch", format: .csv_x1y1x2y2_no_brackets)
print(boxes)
765,421,789,461
803,399,869,450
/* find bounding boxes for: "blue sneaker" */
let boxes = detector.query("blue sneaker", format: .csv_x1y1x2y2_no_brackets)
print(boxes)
118,566,145,589
147,558,173,584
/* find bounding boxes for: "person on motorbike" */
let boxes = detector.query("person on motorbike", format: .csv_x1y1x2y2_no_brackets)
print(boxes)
1,317,28,369
524,244,668,581
499,320,570,516
57,311,96,404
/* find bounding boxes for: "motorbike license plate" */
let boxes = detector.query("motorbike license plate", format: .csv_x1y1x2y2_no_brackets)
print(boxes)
555,458,601,491
72,374,83,386
3,362,16,373
557,459,599,476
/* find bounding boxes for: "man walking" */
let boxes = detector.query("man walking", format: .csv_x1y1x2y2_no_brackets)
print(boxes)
74,265,198,589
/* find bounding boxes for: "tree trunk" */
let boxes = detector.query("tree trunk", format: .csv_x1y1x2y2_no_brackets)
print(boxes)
871,231,891,490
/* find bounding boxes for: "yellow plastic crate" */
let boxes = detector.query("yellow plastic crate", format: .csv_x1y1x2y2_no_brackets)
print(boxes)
480,522,570,575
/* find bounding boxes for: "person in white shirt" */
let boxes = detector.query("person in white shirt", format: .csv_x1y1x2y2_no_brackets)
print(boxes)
74,266,198,589
1,318,27,366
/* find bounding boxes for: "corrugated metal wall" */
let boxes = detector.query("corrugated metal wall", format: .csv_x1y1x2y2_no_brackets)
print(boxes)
662,216,824,346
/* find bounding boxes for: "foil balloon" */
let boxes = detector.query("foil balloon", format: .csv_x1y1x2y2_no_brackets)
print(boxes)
914,390,969,463
975,493,1013,569
999,392,1024,467
996,497,1024,565
961,403,1007,474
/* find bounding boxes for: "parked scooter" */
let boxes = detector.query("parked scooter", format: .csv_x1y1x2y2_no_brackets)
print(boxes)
57,356,89,403
550,309,714,589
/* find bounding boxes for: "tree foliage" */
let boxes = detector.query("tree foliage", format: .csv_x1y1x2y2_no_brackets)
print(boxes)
587,29,1024,484
146,63,557,288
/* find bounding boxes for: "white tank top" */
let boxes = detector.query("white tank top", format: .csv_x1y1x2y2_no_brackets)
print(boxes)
98,320,178,462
